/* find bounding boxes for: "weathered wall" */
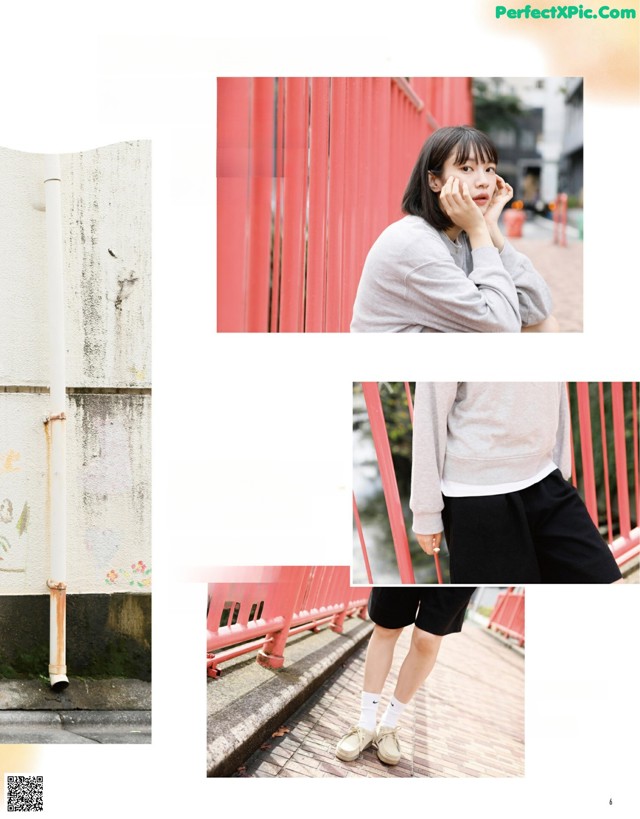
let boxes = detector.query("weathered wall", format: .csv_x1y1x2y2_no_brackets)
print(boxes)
0,142,151,597
0,593,151,679
0,143,151,388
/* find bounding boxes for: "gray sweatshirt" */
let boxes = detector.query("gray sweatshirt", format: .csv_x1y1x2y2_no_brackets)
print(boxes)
410,382,571,534
350,215,553,332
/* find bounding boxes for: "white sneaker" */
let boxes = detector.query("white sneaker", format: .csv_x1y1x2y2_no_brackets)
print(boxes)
335,725,375,761
375,725,402,765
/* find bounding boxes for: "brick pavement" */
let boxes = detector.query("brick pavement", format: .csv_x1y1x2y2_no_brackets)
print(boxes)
242,621,524,778
509,236,583,332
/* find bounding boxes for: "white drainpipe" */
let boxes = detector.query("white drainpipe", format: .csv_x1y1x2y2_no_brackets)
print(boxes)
44,155,69,691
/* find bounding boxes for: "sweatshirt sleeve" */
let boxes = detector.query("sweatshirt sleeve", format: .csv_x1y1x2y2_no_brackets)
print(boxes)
410,382,458,534
553,382,572,480
499,241,553,327
404,246,522,333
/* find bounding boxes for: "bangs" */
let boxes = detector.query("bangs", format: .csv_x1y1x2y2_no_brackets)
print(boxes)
451,130,498,166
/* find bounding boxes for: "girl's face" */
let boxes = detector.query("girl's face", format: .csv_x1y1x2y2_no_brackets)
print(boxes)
430,148,498,211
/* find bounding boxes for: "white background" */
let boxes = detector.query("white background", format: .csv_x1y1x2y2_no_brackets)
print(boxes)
1,1,639,816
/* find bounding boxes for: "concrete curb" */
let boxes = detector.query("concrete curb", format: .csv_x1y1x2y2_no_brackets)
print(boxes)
206,619,374,777
0,710,151,744
0,679,151,710
0,710,151,727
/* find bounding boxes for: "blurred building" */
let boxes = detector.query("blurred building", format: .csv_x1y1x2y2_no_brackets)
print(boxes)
474,77,582,210
558,78,583,203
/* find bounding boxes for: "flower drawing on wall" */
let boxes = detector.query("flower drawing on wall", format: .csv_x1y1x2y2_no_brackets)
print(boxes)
105,561,151,588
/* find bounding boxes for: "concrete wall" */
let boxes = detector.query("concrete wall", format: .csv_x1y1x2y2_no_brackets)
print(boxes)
0,142,151,597
0,143,151,388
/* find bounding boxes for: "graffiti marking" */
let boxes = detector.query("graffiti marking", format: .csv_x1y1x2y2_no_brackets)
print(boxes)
0,450,20,474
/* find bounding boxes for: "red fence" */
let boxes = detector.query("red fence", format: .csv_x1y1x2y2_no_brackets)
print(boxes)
206,566,370,676
487,588,525,647
217,77,473,332
354,382,640,583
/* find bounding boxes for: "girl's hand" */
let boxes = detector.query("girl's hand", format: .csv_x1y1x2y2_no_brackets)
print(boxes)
484,175,513,226
439,176,486,235
416,532,442,555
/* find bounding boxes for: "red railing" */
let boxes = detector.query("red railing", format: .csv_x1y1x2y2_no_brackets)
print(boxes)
487,588,525,647
206,566,370,676
354,382,640,582
217,77,473,332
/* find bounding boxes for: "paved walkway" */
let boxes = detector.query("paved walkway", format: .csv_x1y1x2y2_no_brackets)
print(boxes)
509,217,583,332
241,621,524,778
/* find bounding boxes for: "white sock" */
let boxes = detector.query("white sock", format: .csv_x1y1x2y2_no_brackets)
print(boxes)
358,691,381,731
379,695,408,729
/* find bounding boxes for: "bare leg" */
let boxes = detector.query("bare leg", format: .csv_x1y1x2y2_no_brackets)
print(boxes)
335,625,403,761
393,626,443,704
363,625,404,693
522,315,560,333
373,626,444,765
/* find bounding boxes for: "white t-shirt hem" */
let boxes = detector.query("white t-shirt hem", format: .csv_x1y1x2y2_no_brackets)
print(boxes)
441,461,558,498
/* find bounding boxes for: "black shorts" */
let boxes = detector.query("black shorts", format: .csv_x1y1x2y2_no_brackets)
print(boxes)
442,470,622,584
368,587,476,635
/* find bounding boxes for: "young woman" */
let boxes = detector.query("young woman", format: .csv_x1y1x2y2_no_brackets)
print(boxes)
351,126,557,333
411,382,623,583
335,587,476,765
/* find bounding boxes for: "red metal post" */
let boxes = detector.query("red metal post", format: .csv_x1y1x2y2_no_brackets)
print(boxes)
632,382,639,526
353,491,374,584
340,79,362,333
611,383,631,539
325,78,347,332
404,381,414,423
279,78,309,332
361,382,416,584
270,80,285,332
576,383,599,525
217,78,251,332
305,78,331,332
598,383,614,544
246,78,275,332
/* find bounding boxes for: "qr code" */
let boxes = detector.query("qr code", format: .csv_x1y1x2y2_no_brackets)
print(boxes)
6,775,44,812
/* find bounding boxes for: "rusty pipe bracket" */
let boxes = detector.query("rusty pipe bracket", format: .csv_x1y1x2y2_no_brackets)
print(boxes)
44,412,67,424
47,579,67,591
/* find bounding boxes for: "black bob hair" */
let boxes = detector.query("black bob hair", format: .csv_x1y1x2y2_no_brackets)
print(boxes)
402,126,499,232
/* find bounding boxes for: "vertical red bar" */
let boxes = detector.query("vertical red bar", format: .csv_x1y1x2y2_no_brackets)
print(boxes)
246,78,275,332
632,382,639,526
305,77,330,332
217,78,251,332
349,78,373,325
577,383,598,525
270,79,285,332
371,78,391,236
340,79,362,332
279,78,309,332
325,78,347,332
362,382,416,584
404,381,414,424
433,78,443,128
598,383,614,544
258,566,309,667
353,492,374,584
389,83,399,222
612,383,632,539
